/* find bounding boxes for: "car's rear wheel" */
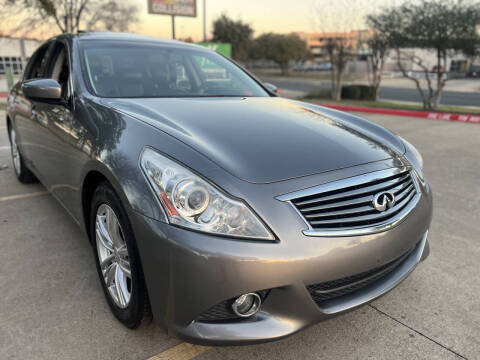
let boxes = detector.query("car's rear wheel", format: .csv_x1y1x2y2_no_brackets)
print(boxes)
90,182,150,328
9,126,37,183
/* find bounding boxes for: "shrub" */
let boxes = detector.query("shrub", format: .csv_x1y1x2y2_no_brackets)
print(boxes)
304,88,332,99
341,85,375,100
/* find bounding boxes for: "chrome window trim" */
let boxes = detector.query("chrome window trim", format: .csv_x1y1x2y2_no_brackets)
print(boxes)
277,167,421,237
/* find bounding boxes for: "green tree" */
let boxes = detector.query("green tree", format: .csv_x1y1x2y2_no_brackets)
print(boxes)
368,0,480,110
323,37,356,101
1,0,139,35
365,11,396,102
253,33,310,75
365,33,389,101
212,14,253,61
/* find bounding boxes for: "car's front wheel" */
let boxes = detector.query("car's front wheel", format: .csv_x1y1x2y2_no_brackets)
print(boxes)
9,125,37,183
90,182,150,328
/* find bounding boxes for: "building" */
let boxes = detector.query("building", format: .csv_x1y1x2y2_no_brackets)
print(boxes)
297,30,477,76
297,30,371,61
0,35,41,76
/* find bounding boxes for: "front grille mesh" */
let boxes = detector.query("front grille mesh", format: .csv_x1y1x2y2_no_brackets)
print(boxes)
307,246,414,305
292,170,417,230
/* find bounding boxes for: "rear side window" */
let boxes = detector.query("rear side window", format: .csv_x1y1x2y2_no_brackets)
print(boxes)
24,43,51,80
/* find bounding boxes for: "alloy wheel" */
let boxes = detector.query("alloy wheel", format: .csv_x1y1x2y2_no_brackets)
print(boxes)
95,204,132,308
10,128,21,175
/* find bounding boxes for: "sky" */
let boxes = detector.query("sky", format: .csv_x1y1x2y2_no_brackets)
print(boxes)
1,0,398,41
132,0,394,41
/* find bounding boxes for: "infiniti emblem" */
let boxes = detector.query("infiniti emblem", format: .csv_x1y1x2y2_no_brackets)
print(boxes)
373,191,396,212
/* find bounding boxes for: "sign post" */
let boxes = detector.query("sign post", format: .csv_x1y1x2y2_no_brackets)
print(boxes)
6,67,14,92
148,0,197,40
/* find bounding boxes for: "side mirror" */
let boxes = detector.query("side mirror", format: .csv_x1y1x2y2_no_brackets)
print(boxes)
264,82,280,95
23,79,62,102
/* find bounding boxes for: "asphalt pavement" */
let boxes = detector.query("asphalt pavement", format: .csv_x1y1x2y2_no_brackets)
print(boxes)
1,109,479,359
261,76,480,106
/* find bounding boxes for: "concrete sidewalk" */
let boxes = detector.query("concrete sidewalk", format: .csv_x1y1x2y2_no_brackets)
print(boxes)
0,111,479,359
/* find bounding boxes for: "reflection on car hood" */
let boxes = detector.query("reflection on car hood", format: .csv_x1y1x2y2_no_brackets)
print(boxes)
100,97,405,183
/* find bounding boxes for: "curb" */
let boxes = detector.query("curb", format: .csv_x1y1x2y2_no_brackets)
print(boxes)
318,103,480,124
0,93,7,98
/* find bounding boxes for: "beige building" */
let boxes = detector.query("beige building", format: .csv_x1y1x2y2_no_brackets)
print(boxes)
297,30,371,59
297,30,477,75
0,35,41,75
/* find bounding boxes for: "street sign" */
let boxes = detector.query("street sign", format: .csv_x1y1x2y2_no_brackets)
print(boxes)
148,0,196,17
198,43,232,58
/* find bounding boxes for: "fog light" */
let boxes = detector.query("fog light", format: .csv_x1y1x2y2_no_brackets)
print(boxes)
232,293,261,317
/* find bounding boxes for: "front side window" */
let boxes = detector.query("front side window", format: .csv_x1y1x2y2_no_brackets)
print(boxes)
45,42,71,99
24,43,51,80
80,41,269,98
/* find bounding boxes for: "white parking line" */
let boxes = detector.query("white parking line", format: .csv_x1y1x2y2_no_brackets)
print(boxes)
146,343,211,360
0,191,49,202
0,146,11,151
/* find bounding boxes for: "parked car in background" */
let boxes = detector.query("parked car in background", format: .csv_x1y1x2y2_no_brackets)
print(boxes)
6,32,432,345
293,62,332,72
467,64,480,77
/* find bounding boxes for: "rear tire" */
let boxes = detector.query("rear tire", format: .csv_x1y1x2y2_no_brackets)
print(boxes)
9,125,37,183
90,182,150,328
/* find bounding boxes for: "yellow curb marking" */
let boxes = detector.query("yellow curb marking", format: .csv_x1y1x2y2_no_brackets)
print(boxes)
0,191,49,202
147,343,211,360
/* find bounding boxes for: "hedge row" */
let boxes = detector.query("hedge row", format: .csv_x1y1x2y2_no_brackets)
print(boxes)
341,85,376,100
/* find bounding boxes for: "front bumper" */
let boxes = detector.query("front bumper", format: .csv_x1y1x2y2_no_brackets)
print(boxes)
130,172,432,345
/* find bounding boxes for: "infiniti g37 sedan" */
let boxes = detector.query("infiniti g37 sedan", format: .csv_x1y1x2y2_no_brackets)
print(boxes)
6,33,432,345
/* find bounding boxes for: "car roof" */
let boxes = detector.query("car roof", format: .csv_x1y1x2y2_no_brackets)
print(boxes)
54,31,209,51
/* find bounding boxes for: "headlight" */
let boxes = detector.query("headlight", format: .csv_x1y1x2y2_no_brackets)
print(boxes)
140,148,274,240
399,136,424,178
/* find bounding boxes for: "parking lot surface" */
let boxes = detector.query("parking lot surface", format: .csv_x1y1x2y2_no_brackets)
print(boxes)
1,110,479,360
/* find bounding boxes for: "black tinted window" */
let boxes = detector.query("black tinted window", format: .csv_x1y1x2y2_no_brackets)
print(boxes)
80,41,268,98
24,43,51,80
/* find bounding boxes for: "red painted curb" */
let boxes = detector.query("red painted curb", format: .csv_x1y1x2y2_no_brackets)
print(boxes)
318,103,480,124
0,93,7,98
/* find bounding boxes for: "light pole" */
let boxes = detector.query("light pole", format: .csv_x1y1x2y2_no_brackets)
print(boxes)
203,0,207,42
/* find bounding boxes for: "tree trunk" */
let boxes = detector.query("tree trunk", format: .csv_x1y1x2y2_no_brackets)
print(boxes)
329,55,336,99
433,51,447,109
280,64,289,76
432,49,442,110
373,83,381,101
335,68,343,101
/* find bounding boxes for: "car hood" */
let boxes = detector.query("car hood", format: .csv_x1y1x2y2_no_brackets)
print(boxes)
100,97,405,183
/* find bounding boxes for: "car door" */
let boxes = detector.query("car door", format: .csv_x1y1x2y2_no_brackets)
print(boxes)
27,40,76,206
11,42,52,171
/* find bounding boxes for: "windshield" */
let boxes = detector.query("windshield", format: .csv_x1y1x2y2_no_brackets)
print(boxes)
80,41,269,98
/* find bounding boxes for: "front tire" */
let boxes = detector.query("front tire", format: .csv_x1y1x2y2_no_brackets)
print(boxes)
90,182,150,328
9,126,37,183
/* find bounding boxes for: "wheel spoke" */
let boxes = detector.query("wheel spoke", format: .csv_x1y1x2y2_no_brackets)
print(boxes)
119,262,131,277
105,207,121,248
100,254,114,272
10,129,21,174
116,245,128,258
105,262,117,287
96,215,114,252
115,264,128,307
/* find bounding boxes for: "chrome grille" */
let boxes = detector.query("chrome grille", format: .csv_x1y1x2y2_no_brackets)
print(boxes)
278,168,420,237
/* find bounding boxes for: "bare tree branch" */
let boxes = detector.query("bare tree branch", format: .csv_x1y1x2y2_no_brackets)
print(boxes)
0,0,139,37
